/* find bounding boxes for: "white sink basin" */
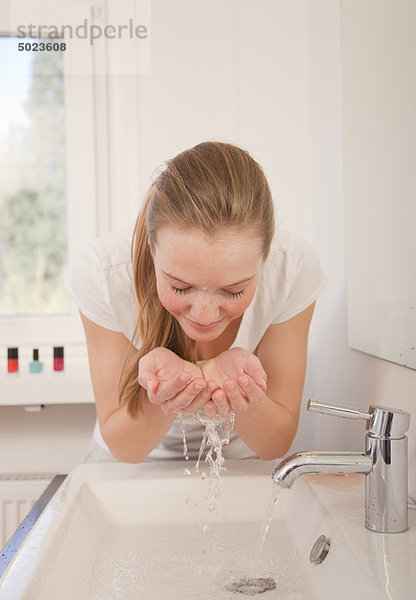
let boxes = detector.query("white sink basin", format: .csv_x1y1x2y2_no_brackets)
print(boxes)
0,459,415,599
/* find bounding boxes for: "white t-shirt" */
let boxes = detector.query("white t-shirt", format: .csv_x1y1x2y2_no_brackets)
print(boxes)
68,229,327,461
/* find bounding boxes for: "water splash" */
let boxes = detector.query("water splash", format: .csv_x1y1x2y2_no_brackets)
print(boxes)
194,411,235,513
177,410,235,513
194,411,234,472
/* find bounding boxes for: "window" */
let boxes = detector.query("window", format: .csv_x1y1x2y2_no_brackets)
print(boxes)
0,37,69,317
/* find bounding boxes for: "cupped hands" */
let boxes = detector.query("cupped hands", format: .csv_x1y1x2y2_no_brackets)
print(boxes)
138,346,268,416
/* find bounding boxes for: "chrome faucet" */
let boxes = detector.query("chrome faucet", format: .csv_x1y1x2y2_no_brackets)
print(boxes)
272,399,411,533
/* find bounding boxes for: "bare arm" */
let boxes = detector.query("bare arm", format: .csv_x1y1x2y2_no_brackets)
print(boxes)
80,312,178,462
232,303,316,459
80,312,218,462
204,303,316,460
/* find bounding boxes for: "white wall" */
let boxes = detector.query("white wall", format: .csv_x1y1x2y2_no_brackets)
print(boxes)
296,1,416,504
1,1,414,500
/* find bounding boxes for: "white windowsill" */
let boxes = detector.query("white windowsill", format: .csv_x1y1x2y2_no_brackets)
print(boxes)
0,364,95,407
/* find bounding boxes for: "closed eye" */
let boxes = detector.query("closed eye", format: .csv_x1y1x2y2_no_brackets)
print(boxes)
170,285,245,299
170,286,189,295
228,289,245,298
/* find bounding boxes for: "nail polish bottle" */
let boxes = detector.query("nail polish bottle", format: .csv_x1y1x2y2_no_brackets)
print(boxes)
53,346,64,372
7,348,19,374
29,349,44,373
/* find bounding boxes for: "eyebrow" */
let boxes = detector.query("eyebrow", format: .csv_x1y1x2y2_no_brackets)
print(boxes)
161,270,256,288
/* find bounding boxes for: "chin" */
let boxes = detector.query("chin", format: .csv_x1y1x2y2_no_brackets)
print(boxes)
183,328,220,343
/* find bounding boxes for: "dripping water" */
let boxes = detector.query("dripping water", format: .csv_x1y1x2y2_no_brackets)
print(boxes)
178,413,192,478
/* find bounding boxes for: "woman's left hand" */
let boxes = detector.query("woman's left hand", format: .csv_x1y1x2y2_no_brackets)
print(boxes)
201,347,268,415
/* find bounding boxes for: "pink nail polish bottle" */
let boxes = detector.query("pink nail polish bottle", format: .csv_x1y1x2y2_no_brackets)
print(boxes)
53,346,64,372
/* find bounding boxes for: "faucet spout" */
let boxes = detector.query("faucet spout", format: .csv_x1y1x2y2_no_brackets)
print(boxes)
272,451,372,488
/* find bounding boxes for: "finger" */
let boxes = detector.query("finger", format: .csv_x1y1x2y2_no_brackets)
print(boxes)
138,375,157,394
237,374,267,405
211,387,233,416
203,399,218,417
149,371,192,404
137,350,165,387
258,378,268,392
138,369,157,390
184,380,219,414
222,379,249,414
244,364,267,391
162,377,207,414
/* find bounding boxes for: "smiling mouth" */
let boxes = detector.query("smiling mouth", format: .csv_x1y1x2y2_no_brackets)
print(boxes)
183,316,224,330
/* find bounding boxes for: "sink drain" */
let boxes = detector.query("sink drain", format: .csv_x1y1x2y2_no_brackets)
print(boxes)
224,577,277,595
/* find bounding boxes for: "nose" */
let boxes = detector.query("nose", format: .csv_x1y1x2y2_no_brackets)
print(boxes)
189,293,220,325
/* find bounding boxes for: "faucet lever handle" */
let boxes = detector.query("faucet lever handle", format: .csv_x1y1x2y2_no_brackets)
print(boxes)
308,399,411,438
307,399,370,421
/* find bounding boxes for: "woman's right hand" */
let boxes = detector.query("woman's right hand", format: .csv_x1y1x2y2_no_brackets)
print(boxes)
138,347,218,415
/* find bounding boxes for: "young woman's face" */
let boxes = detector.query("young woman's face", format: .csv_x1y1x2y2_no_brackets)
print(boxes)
151,226,264,342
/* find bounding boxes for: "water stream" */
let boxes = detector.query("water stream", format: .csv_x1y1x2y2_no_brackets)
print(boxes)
253,484,281,576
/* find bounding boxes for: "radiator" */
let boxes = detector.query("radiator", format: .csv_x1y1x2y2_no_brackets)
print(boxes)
0,473,54,548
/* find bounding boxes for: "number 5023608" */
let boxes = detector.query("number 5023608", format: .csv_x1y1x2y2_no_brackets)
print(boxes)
18,42,67,51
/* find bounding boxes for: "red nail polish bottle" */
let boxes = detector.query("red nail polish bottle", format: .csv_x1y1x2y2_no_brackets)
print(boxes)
7,347,19,373
53,346,64,372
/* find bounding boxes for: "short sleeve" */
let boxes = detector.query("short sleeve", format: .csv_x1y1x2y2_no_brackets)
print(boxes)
66,244,123,332
271,237,327,324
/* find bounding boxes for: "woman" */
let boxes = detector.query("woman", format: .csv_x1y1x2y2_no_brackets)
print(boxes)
69,141,326,463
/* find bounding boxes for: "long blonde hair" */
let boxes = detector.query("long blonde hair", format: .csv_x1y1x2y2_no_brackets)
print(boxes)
119,141,275,417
